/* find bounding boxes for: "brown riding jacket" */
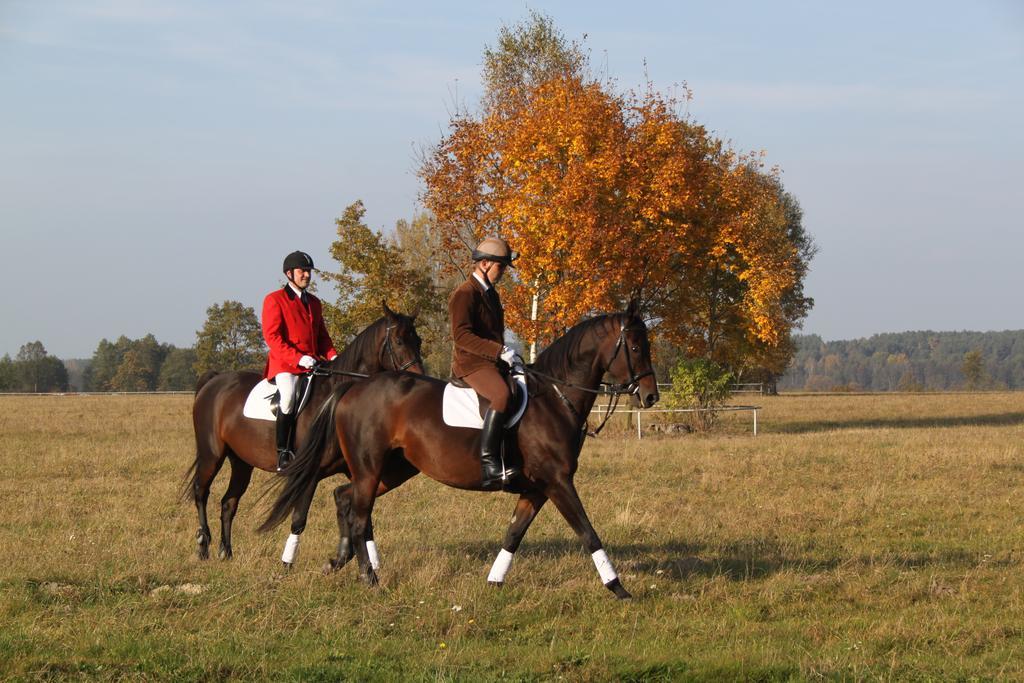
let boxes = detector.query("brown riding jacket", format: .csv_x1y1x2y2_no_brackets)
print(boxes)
449,275,505,378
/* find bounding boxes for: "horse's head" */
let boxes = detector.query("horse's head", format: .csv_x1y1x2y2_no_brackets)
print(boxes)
602,299,659,409
381,301,425,374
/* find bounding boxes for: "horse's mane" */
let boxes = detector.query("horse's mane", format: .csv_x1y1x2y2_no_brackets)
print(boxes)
333,317,385,371
531,313,621,380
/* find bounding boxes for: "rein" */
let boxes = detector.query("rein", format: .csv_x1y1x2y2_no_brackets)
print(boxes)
310,367,369,379
546,382,622,438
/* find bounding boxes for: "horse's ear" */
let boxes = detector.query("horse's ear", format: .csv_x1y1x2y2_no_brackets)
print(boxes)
382,300,396,319
626,298,639,318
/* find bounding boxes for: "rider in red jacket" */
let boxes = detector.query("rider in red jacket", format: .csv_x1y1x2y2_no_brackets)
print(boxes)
262,250,338,471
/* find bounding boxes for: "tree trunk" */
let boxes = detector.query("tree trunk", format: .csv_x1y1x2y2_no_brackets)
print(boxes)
529,284,539,363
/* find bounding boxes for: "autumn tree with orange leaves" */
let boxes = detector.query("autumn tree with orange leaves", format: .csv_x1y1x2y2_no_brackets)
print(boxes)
421,13,814,373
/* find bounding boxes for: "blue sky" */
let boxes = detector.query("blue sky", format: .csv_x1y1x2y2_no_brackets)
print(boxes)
1,0,1022,358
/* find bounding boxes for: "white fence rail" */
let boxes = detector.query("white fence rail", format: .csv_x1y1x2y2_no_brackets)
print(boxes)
3,391,761,438
590,404,761,438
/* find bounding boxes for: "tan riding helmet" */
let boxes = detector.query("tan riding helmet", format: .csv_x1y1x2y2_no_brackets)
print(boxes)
472,236,518,268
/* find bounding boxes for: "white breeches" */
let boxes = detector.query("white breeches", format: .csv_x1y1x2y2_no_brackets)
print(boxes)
275,372,299,414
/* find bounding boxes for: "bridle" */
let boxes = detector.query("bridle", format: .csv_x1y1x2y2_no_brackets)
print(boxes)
381,323,422,372
311,321,422,380
603,321,656,396
523,318,654,437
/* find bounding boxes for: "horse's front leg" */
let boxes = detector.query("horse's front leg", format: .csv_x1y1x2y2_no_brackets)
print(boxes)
546,478,630,599
487,491,548,586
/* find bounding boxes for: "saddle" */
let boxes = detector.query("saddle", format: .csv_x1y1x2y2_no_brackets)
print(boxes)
442,369,528,430
241,373,316,422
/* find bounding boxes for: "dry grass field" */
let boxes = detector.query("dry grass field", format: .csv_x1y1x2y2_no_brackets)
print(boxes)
2,391,1023,680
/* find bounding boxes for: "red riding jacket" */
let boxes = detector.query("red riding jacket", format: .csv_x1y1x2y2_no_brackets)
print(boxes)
261,285,338,379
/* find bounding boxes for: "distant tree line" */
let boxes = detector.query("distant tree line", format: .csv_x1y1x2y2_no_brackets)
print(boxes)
79,302,264,391
779,331,1024,391
0,342,69,392
83,334,197,391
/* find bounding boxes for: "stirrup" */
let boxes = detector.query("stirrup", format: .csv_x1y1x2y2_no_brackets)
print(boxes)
481,466,526,493
480,452,521,491
276,448,295,473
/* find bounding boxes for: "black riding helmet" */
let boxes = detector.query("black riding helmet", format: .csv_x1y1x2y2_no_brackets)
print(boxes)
283,251,314,273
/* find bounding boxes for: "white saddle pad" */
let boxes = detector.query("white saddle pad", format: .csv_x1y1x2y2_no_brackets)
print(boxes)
242,377,315,422
442,372,528,430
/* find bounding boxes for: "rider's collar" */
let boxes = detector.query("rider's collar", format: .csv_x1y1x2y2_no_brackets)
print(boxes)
471,272,491,291
286,282,306,299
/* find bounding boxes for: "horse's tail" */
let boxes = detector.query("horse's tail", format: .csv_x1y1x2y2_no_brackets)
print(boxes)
180,458,199,503
258,381,357,533
181,371,221,502
194,370,219,395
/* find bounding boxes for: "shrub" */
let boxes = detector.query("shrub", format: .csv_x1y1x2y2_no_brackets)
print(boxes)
665,358,733,431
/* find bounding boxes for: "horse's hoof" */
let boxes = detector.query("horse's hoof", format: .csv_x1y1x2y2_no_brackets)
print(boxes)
282,561,293,570
218,547,232,561
487,580,504,588
360,570,379,587
325,555,351,574
606,578,632,600
196,531,210,560
323,557,346,575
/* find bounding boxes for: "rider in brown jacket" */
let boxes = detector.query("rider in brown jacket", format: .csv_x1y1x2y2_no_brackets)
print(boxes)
449,237,521,490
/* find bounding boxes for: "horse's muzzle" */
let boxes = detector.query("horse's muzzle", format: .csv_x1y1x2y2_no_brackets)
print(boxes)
641,390,659,409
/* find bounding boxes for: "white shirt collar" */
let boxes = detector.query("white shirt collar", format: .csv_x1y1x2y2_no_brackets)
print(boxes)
288,282,306,299
472,272,490,291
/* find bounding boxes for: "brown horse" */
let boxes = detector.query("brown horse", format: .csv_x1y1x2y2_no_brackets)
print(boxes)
186,303,423,562
261,301,658,599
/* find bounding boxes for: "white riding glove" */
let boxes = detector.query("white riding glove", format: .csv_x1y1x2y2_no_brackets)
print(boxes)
500,346,519,367
298,355,317,369
499,344,516,366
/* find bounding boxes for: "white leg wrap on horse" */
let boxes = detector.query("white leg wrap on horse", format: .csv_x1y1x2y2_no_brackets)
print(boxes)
592,549,618,585
281,533,300,564
487,548,515,583
366,540,380,570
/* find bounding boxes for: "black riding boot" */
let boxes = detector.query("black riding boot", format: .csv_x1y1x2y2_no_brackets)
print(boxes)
275,410,296,472
480,409,519,490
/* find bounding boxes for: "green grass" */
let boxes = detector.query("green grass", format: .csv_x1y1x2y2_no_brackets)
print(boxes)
1,392,1023,680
